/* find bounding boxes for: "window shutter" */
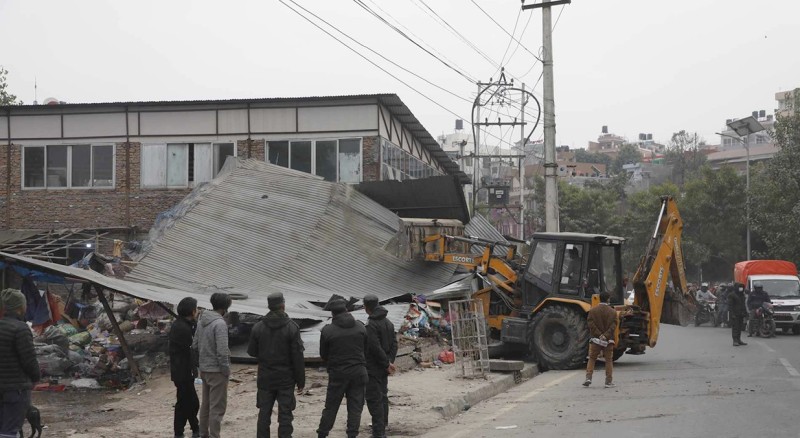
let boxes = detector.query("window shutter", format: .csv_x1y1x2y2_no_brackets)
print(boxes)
141,144,167,188
194,143,213,184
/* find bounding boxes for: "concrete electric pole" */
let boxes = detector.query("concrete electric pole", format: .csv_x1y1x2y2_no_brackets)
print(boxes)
523,0,570,232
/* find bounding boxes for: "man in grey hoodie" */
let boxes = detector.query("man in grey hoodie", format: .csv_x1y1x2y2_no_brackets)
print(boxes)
193,293,232,438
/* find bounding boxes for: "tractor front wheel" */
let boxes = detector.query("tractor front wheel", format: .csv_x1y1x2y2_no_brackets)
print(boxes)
529,304,590,370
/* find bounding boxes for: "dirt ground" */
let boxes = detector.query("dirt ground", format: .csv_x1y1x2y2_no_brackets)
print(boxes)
33,362,508,437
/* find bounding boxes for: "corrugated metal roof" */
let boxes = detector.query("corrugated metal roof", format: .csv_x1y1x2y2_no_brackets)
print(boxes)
464,214,511,257
0,251,329,320
126,158,457,309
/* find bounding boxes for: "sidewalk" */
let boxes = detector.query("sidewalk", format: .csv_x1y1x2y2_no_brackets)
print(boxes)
40,362,538,437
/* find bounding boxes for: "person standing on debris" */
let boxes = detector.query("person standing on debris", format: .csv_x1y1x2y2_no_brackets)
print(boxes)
247,292,305,438
364,295,398,438
193,293,232,438
170,297,201,438
317,298,388,438
729,283,748,346
583,291,617,388
0,289,40,438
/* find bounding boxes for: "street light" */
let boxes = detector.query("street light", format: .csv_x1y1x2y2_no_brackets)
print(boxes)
717,116,765,261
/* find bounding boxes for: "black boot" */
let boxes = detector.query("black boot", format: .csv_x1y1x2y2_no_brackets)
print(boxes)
738,339,747,345
733,340,741,346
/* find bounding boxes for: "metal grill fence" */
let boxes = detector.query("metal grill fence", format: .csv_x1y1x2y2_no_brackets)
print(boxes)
448,298,489,378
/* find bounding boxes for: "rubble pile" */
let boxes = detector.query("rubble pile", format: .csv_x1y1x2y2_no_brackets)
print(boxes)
27,288,173,391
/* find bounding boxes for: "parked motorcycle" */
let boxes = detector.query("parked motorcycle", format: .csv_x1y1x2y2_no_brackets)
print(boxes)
748,302,776,337
695,301,718,327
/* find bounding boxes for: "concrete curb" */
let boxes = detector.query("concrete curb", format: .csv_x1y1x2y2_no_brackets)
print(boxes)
432,364,539,419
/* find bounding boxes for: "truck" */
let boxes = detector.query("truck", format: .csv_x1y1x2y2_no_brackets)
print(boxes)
734,260,800,335
404,196,696,370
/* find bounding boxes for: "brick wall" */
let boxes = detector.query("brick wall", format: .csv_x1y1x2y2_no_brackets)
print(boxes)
237,139,266,161
1,142,192,232
362,136,380,182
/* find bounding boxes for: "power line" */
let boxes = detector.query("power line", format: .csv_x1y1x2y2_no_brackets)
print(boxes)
470,0,543,63
283,0,471,104
495,9,523,80
411,0,502,70
362,0,479,83
352,0,477,83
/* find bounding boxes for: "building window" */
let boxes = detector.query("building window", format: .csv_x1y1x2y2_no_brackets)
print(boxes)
266,138,362,183
23,144,114,189
380,139,442,181
141,142,235,188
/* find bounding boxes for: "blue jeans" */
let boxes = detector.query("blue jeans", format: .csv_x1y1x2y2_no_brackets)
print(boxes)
0,389,30,438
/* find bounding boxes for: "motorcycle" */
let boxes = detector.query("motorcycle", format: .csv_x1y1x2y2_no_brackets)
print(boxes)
695,301,718,327
748,302,776,338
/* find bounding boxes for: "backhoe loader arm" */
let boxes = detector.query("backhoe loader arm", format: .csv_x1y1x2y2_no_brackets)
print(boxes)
632,196,696,347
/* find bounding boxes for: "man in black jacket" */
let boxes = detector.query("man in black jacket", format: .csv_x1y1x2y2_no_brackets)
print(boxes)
169,297,200,438
317,299,388,438
0,289,40,438
729,283,748,346
247,293,305,438
364,295,397,438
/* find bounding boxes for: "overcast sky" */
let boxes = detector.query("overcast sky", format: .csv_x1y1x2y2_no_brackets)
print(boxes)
1,0,798,150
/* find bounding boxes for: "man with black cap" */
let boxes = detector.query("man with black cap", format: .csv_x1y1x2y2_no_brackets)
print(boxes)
0,289,40,438
364,294,397,438
248,292,305,438
317,298,389,438
729,283,748,346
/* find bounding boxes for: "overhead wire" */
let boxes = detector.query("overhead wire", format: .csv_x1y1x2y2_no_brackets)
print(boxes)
279,0,543,152
470,0,543,63
351,0,477,83
493,8,523,81
362,0,478,84
412,0,502,71
281,0,471,104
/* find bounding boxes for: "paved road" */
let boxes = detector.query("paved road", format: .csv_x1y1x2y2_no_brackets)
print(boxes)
422,324,800,438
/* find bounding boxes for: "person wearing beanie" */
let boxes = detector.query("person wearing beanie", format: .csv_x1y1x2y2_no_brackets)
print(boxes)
248,292,305,438
363,295,397,438
0,289,40,437
316,298,388,438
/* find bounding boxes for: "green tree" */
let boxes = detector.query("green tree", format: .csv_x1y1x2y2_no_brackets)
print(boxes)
574,149,612,169
751,88,800,263
0,67,22,105
557,181,621,236
610,143,642,174
665,130,706,186
681,166,746,279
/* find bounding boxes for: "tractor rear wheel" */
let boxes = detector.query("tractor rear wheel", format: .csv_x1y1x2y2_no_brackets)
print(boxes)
530,304,590,370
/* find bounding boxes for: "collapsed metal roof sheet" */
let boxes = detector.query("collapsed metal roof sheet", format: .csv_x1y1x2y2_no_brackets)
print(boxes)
125,158,458,310
355,175,470,224
0,251,329,320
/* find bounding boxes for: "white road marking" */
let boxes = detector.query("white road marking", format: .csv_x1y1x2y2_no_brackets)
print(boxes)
443,372,579,438
779,358,800,377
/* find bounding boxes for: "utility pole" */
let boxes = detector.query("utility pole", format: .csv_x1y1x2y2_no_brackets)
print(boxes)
519,83,526,240
523,0,570,232
473,83,481,216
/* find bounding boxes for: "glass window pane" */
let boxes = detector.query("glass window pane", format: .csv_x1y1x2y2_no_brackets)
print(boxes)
166,143,188,187
315,140,337,182
290,141,312,173
213,143,235,176
268,141,289,167
24,147,45,188
71,145,92,187
46,145,68,188
527,241,557,284
93,145,114,187
338,138,361,183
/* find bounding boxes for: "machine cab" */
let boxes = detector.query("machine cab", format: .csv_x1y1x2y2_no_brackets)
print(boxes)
521,233,625,310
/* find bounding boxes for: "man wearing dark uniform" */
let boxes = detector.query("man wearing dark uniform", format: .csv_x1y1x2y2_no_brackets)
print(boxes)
364,295,398,438
317,299,388,438
728,283,748,346
248,292,305,438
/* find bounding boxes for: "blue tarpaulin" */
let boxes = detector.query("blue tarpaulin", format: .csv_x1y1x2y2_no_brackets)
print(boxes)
0,261,68,284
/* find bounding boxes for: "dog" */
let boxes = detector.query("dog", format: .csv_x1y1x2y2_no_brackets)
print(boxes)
20,405,42,438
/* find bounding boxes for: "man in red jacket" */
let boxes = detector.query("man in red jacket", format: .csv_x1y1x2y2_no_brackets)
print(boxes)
583,291,618,388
